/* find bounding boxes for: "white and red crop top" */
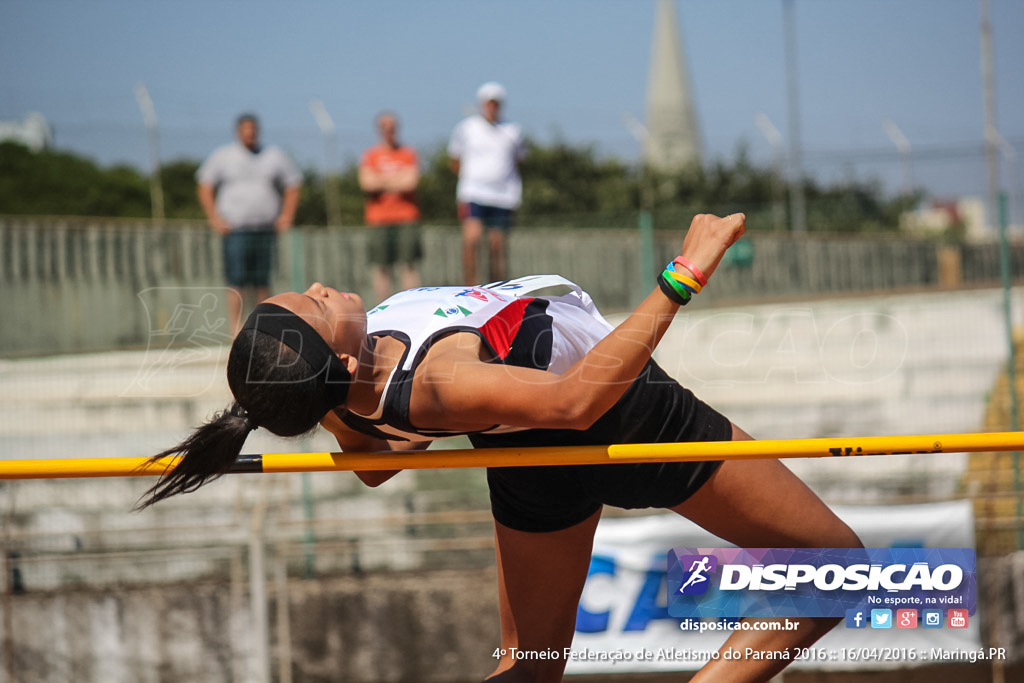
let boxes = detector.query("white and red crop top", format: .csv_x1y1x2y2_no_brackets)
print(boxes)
340,275,614,442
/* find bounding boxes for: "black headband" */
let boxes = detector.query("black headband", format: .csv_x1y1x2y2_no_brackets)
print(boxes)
242,303,351,412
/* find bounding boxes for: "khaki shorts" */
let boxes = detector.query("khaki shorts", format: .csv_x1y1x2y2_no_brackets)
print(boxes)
367,222,422,266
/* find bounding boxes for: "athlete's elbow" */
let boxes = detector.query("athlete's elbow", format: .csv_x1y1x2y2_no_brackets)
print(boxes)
569,413,600,431
354,470,401,487
551,397,602,431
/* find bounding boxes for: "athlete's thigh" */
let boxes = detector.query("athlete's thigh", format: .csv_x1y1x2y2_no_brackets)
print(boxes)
492,511,601,655
671,424,861,549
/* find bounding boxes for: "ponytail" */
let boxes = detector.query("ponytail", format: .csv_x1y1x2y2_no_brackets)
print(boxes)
137,316,348,508
135,402,255,510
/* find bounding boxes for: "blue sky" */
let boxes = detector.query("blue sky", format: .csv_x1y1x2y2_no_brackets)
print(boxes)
1,0,1022,200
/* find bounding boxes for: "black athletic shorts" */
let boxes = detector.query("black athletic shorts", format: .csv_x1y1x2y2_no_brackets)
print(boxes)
472,361,731,533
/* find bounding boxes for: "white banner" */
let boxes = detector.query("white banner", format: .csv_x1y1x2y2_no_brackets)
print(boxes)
565,501,983,674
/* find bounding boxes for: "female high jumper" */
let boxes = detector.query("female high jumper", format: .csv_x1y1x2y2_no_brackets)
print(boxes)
141,213,861,682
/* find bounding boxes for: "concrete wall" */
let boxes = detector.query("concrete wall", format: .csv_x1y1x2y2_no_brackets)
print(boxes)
2,568,501,683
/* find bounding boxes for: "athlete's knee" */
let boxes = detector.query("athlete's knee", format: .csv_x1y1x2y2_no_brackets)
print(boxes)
830,518,864,550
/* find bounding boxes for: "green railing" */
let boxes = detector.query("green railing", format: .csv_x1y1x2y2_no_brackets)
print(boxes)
2,215,1022,357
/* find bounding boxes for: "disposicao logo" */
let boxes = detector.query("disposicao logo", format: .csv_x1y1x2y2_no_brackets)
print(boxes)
676,555,718,595
667,548,976,619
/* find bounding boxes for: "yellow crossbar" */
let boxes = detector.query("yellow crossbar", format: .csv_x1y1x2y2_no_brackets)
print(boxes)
0,432,1022,480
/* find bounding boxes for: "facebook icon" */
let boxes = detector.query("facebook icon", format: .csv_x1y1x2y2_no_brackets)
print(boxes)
845,608,867,629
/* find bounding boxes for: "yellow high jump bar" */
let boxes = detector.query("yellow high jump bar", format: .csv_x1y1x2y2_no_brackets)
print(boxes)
0,432,1022,481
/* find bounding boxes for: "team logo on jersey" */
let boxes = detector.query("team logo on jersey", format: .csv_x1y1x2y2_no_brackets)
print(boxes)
455,288,494,303
433,305,473,318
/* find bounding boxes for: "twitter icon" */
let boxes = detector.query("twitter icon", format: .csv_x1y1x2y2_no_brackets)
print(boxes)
870,609,892,629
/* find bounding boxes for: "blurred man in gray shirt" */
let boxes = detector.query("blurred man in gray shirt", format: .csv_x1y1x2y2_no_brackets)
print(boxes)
197,114,301,332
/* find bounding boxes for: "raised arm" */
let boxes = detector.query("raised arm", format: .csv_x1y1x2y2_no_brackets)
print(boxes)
418,213,746,432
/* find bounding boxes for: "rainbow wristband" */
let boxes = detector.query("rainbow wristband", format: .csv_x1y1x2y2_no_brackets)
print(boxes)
673,256,708,287
666,267,702,294
657,268,691,306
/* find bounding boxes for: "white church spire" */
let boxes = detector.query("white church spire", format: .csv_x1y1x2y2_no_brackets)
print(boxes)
644,0,702,171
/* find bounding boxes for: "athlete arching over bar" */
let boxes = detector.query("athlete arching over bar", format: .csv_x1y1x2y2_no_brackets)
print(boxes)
142,213,861,682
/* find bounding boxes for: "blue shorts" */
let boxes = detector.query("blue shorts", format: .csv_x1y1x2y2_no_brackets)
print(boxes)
467,202,513,231
223,228,276,288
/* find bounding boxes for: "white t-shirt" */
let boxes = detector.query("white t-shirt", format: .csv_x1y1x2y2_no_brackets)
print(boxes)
448,115,526,210
196,142,302,229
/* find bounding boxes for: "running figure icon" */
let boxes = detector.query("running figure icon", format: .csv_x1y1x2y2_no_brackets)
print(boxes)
679,556,713,593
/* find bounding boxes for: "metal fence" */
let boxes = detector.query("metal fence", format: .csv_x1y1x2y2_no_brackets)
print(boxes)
4,215,1024,357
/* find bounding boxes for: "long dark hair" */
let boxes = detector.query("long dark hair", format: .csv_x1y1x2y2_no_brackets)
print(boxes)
136,328,334,509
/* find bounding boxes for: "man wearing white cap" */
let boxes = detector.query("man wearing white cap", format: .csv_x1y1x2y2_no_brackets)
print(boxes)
448,82,527,284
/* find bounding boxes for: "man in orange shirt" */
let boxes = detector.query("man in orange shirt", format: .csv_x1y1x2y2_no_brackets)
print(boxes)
358,111,422,302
